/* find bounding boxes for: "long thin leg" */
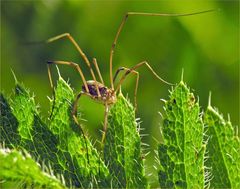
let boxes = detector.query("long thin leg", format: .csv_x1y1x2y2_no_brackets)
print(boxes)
115,60,174,93
113,67,139,110
47,60,90,93
93,58,104,85
101,103,109,144
46,33,100,96
47,61,102,98
72,92,83,118
113,67,125,84
109,9,215,90
72,92,90,164
47,63,57,118
46,33,91,67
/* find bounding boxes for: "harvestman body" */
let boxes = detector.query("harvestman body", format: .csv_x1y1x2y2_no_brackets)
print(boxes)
46,10,214,143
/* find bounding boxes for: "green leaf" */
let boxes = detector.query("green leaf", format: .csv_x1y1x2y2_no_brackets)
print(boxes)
48,77,110,188
0,147,66,189
0,93,20,147
2,72,238,189
104,93,148,188
0,77,110,188
158,81,205,188
204,100,240,188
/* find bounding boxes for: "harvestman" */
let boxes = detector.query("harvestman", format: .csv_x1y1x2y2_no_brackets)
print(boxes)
46,10,214,143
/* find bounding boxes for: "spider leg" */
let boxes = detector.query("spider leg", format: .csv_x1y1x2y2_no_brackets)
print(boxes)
109,10,215,89
47,61,90,164
72,92,83,118
101,103,109,145
113,67,139,110
46,33,90,67
47,60,89,119
47,60,89,93
115,61,173,92
47,60,89,125
72,91,90,165
92,58,104,85
46,33,101,96
114,61,174,108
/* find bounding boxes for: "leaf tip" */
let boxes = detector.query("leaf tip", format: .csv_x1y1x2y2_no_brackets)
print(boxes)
11,69,18,84
207,91,212,108
181,68,184,82
56,65,62,78
227,113,231,123
119,85,122,95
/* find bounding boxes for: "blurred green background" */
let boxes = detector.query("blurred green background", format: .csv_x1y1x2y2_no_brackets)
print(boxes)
1,0,239,185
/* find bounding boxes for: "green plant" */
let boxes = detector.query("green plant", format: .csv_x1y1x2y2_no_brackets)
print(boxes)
0,147,66,189
204,97,240,188
158,81,205,188
0,74,239,189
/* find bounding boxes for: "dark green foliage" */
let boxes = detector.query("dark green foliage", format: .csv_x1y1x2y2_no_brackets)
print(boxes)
0,94,20,147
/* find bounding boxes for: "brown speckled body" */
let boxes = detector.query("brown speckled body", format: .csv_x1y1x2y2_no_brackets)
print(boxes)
82,80,116,104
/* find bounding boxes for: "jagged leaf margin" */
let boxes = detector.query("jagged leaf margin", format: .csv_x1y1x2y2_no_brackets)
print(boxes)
157,81,205,188
204,97,240,188
0,76,110,188
104,93,148,188
0,147,66,189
